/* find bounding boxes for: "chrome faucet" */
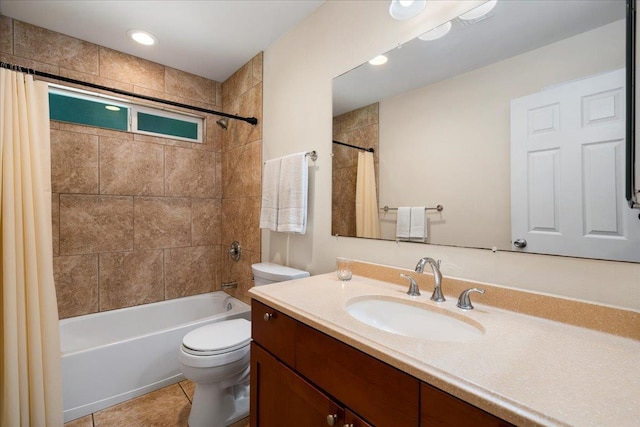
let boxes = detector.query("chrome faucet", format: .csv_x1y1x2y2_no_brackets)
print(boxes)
414,257,445,302
400,274,420,296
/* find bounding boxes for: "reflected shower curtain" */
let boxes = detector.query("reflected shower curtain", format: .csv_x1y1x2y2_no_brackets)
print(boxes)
0,69,63,426
355,151,380,238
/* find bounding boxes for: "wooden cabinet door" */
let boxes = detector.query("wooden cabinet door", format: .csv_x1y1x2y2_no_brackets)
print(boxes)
251,300,297,367
344,409,373,427
420,383,514,427
251,342,345,427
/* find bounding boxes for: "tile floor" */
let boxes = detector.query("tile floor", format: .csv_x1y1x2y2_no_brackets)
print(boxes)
63,380,249,427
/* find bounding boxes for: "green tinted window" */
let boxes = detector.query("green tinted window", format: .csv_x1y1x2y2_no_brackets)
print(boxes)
49,92,128,131
137,112,199,141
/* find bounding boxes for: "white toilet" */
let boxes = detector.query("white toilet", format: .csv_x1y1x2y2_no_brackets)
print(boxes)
178,262,309,427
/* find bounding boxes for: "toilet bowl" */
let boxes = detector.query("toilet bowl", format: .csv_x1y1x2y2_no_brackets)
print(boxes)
178,319,251,427
179,262,309,427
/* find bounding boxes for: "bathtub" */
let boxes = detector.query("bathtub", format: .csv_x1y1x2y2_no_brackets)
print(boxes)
60,292,251,422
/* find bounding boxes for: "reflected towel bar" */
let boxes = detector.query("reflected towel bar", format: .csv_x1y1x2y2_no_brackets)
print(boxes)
381,205,443,212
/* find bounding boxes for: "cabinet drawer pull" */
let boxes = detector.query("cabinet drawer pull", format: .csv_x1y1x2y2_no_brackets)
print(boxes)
326,414,338,426
263,312,273,321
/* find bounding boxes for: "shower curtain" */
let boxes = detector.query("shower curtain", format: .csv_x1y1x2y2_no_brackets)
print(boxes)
0,69,63,426
355,151,380,238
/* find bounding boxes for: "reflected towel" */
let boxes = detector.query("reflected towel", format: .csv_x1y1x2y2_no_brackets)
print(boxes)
410,206,426,241
259,158,281,231
277,152,308,233
396,207,411,239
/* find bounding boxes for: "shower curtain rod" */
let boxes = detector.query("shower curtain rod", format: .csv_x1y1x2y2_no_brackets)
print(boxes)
332,140,375,153
0,61,259,126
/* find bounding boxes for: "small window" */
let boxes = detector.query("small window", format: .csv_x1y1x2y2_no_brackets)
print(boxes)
48,86,204,143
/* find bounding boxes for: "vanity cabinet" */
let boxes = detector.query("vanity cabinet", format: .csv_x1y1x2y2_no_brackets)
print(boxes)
250,300,513,427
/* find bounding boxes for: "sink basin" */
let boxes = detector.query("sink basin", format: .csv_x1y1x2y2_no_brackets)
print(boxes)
346,296,484,343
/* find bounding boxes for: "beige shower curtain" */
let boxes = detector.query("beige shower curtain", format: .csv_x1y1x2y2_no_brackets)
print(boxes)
0,69,63,426
355,151,380,238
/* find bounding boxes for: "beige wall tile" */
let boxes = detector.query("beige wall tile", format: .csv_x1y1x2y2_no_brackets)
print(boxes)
205,113,224,152
54,254,99,318
60,195,134,254
214,153,223,199
99,250,164,311
51,129,99,194
221,197,261,253
52,193,60,257
0,15,12,54
132,85,215,112
222,61,252,103
191,198,221,246
100,137,164,196
165,67,218,105
99,47,164,92
165,246,216,299
0,52,59,75
224,83,262,149
251,52,263,85
164,147,216,198
134,197,191,249
223,140,261,198
14,20,98,74
222,249,260,305
59,67,134,93
332,166,357,204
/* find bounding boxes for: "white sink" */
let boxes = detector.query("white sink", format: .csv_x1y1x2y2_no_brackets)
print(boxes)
346,296,484,343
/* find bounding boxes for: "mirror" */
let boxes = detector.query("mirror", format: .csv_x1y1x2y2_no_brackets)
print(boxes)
332,0,640,262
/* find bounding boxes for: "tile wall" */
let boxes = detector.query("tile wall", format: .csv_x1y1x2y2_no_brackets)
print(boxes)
332,103,379,237
0,15,262,317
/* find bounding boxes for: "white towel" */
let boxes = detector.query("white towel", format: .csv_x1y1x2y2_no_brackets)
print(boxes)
410,206,426,241
277,152,308,234
396,207,411,239
259,158,281,231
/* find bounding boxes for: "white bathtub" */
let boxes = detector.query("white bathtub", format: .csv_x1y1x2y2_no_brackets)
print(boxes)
60,292,251,422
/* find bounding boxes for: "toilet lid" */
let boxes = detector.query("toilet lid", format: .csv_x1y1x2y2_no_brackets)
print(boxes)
182,318,251,356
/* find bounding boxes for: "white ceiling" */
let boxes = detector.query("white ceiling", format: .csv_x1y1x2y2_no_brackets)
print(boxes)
0,0,324,82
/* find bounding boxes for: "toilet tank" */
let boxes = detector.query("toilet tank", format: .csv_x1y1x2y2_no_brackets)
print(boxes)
251,262,310,286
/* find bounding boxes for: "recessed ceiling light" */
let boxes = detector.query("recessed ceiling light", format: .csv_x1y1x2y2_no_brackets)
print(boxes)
127,29,157,46
368,55,388,66
459,0,498,21
389,0,427,20
418,21,452,41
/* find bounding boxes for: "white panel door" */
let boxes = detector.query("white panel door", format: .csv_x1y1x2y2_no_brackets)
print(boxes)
511,69,640,262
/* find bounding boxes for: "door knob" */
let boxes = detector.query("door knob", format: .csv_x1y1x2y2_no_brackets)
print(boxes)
513,238,527,248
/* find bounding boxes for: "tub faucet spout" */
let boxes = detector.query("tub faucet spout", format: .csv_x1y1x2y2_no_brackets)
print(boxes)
414,257,444,302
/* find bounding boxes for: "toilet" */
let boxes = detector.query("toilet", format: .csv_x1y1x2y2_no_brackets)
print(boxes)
178,262,309,427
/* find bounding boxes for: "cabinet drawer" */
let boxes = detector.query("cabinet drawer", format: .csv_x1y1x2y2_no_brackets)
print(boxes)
420,382,514,427
251,300,296,367
296,322,420,427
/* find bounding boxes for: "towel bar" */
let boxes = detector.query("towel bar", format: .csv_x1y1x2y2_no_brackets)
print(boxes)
381,205,443,212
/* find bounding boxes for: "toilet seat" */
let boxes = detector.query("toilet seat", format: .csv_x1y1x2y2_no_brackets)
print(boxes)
182,318,251,357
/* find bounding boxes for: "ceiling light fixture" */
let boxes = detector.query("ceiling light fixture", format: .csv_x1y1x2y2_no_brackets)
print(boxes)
418,21,452,41
459,0,498,21
127,29,158,46
389,0,427,20
368,55,388,66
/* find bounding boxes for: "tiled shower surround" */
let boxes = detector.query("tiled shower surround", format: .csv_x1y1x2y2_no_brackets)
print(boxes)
332,103,379,237
0,16,263,318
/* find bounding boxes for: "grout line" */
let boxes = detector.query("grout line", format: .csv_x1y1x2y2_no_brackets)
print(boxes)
178,381,193,404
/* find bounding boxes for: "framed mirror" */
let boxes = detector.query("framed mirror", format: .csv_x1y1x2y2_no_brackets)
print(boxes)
332,0,640,262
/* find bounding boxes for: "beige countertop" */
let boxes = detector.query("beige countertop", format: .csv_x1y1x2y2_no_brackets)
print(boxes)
249,272,640,427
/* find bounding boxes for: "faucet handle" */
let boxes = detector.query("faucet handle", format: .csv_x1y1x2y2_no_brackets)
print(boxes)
457,288,485,310
400,274,420,296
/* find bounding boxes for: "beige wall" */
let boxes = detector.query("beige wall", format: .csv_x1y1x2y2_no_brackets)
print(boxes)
332,103,379,237
0,16,262,317
378,20,625,246
263,1,640,311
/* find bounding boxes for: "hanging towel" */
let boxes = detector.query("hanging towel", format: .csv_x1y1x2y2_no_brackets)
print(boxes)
259,158,281,231
277,152,308,233
396,207,411,239
410,206,426,241
355,151,381,238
